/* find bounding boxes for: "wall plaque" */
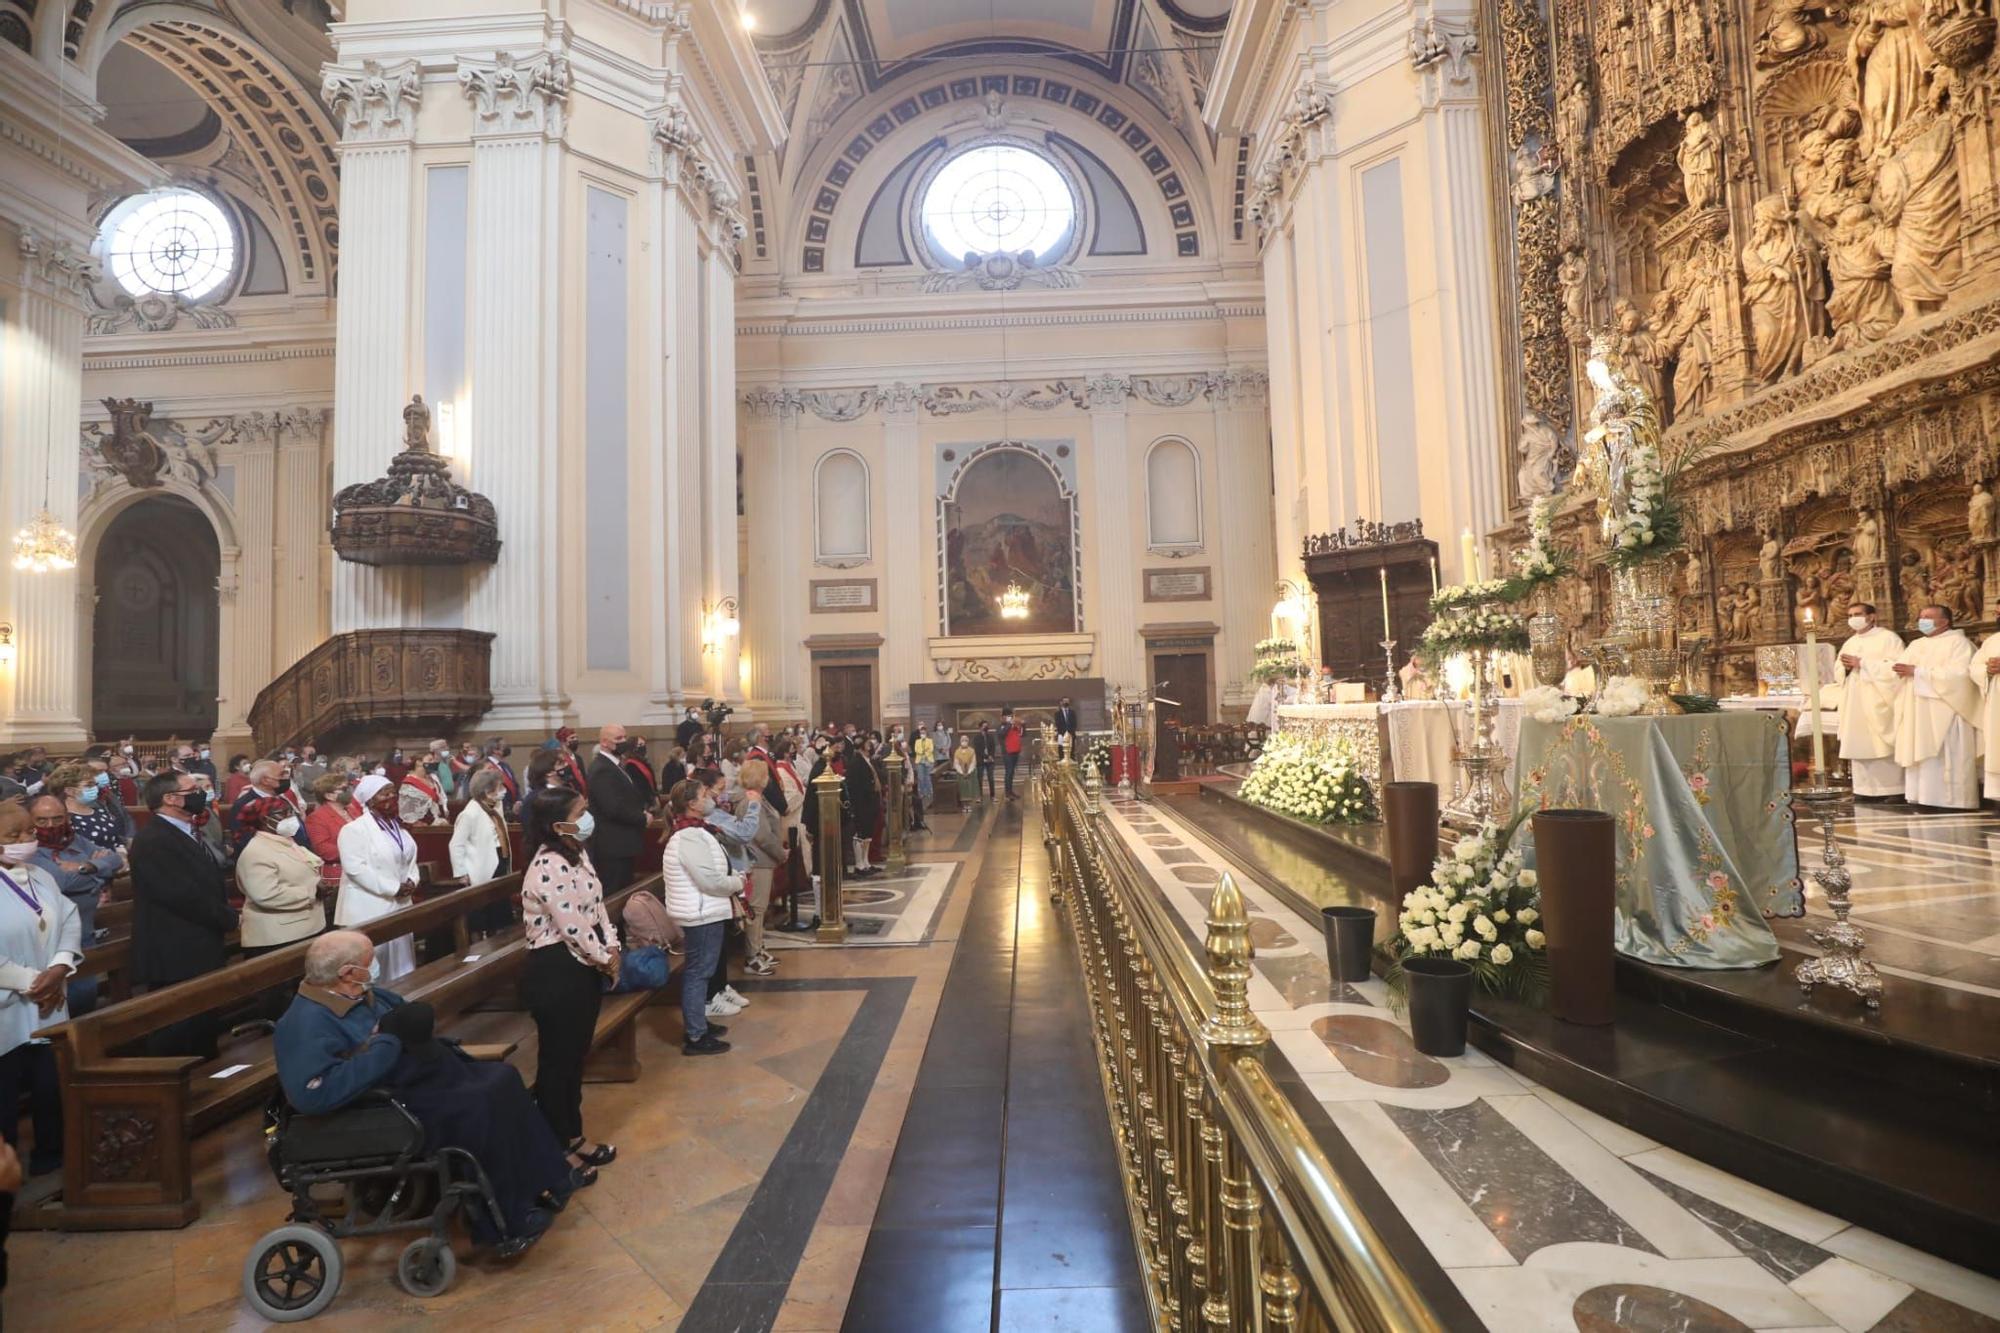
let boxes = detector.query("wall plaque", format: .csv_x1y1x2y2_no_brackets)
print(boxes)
1144,566,1211,602
812,578,877,613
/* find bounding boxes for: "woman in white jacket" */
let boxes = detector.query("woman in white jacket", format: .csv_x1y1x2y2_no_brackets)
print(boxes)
450,768,514,935
662,778,743,1055
334,775,420,979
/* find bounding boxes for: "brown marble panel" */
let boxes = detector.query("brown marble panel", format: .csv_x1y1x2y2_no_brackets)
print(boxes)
1572,1285,1753,1333
1172,865,1220,885
1310,1016,1448,1088
1247,916,1298,951
1868,1289,2000,1332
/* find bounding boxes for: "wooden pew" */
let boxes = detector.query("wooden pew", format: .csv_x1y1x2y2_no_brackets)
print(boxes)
36,870,661,1231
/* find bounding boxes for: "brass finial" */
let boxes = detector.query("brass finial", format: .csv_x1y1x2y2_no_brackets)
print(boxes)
1201,872,1268,1047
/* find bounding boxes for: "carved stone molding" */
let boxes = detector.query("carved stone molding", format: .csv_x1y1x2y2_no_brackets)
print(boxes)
17,229,100,299
740,368,1272,422
919,251,1081,293
1246,80,1337,232
647,95,747,255
320,58,422,144
1411,5,1482,105
81,409,226,495
87,291,234,336
458,49,571,139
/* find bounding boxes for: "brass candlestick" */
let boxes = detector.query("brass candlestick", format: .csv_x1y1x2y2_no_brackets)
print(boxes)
1793,786,1881,1010
1380,639,1403,702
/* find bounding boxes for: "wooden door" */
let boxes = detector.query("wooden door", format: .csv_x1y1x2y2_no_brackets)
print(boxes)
818,663,875,731
1152,653,1210,727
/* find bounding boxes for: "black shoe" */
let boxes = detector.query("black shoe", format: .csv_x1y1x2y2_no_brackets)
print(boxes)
683,1033,732,1055
497,1207,554,1258
568,1139,617,1167
705,1022,729,1037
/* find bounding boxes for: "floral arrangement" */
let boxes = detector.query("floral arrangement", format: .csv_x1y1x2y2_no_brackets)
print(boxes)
1595,674,1652,717
1429,579,1517,614
1511,496,1573,588
1082,734,1114,778
1521,684,1578,725
1238,730,1376,826
1420,602,1530,658
1250,636,1309,684
1387,815,1548,1002
1254,637,1299,658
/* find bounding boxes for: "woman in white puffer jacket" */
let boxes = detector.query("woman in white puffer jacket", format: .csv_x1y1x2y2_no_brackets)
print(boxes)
662,779,743,1055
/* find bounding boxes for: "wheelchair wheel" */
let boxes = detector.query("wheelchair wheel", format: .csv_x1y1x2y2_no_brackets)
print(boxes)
397,1237,458,1298
242,1223,343,1322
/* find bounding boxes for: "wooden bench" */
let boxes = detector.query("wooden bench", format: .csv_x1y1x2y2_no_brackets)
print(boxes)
35,869,660,1231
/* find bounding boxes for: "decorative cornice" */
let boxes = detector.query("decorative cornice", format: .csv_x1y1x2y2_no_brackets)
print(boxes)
741,367,1269,421
1245,79,1336,232
737,302,1266,338
458,49,572,139
17,229,101,299
81,341,337,371
648,94,747,255
320,59,423,144
227,407,330,449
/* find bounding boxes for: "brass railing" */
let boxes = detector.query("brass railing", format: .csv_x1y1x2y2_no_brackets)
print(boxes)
1039,757,1442,1332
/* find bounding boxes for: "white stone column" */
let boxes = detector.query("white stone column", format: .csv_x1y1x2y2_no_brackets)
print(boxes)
639,126,688,724
1211,371,1276,707
459,51,568,729
231,427,278,731
739,391,787,713
0,233,93,744
1413,13,1506,551
880,387,926,720
324,60,423,636
701,244,743,703
1085,375,1144,693
274,410,328,672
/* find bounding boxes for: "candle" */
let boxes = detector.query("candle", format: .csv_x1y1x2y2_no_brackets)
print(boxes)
1430,556,1439,595
1380,567,1392,639
1476,541,1488,583
1460,528,1476,582
1802,609,1825,780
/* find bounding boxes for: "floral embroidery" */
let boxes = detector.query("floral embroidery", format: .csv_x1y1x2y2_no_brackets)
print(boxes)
1679,726,1715,806
1667,829,1738,956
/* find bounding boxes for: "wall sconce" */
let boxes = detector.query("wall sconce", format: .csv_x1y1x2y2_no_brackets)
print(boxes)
0,623,14,670
702,597,741,654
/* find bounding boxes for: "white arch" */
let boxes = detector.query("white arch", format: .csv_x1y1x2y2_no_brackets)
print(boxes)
813,448,872,564
1144,435,1203,550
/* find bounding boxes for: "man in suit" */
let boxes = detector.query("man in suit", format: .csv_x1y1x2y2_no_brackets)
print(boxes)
675,706,705,754
483,738,521,819
131,771,238,1057
974,722,997,801
1053,697,1078,753
586,723,650,895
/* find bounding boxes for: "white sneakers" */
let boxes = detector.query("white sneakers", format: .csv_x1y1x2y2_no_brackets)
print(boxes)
721,985,751,1009
705,993,744,1018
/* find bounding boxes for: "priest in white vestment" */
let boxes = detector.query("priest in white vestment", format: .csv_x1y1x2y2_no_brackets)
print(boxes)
1968,623,2000,802
1886,605,1982,811
1836,602,1905,799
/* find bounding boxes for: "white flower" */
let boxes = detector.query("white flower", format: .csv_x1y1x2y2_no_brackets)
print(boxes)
1523,684,1577,725
1517,876,1537,893
1490,943,1514,966
1456,940,1482,960
1493,909,1510,924
1596,675,1652,717
1474,915,1498,941
1525,929,1546,949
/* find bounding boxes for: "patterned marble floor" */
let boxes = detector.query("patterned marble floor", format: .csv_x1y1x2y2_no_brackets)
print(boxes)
1106,793,2000,1333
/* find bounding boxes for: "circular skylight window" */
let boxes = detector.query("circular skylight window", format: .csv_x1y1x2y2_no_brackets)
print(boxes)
921,144,1075,264
100,189,236,301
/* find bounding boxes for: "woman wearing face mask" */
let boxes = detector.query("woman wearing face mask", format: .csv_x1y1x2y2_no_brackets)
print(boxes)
519,787,619,1174
304,772,360,889
452,769,515,937
662,779,743,1055
334,775,420,980
234,796,327,959
0,800,83,1176
50,763,125,861
222,754,253,806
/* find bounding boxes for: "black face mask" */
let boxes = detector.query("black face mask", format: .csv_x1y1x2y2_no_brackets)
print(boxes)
179,789,209,816
614,739,636,757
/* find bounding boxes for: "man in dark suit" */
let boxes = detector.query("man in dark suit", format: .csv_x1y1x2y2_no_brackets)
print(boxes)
484,738,521,819
675,706,704,754
1053,697,1078,745
974,722,997,801
131,771,238,1057
585,723,650,895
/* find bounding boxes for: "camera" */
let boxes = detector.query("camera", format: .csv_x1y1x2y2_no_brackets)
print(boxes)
702,697,734,728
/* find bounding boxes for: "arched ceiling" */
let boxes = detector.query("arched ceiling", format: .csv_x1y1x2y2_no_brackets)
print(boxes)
97,41,220,154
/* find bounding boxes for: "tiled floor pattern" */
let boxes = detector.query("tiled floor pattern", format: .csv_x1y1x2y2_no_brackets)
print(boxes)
1105,793,2000,1333
1,810,1019,1331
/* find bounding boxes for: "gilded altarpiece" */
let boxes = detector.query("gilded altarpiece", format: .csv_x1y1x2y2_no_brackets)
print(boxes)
1488,0,2000,681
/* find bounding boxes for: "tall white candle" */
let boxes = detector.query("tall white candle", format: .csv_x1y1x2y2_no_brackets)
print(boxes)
1429,556,1440,596
1802,608,1825,780
1460,528,1476,582
1380,567,1392,639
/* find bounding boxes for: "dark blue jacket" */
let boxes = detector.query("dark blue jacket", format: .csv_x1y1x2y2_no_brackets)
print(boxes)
274,984,407,1115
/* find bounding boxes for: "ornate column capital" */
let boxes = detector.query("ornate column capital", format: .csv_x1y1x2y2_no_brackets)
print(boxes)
458,50,572,140
649,97,747,257
1082,374,1133,412
741,387,803,421
881,382,922,421
321,58,424,144
1410,6,1481,108
16,229,100,300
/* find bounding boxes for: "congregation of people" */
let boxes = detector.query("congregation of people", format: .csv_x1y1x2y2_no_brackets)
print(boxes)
0,705,1040,1262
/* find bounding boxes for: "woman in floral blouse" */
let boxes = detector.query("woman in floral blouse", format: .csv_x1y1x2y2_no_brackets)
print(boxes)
519,786,620,1180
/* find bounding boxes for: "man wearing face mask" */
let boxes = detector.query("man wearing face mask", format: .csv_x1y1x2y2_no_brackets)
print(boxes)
190,744,218,786
291,744,326,798
1836,603,1907,800
131,772,238,1057
231,759,308,856
0,799,83,1177
585,723,649,895
1888,605,1981,811
25,795,119,1015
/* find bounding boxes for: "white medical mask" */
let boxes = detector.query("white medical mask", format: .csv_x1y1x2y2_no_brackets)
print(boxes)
1918,617,1938,634
0,840,38,863
78,784,99,805
1848,615,1869,632
568,812,596,842
275,816,302,839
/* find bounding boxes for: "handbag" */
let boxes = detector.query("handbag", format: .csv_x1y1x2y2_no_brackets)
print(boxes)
611,945,669,992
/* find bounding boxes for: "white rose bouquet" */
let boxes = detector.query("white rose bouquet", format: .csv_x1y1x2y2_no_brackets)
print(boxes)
1521,684,1577,725
1594,674,1652,717
1386,812,1548,1003
1239,730,1377,825
1510,495,1574,589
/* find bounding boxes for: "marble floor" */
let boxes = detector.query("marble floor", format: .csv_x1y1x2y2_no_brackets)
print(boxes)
1,804,1142,1331
1106,792,2000,1333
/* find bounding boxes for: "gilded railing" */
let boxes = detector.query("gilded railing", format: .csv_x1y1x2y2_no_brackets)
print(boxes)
1038,756,1442,1332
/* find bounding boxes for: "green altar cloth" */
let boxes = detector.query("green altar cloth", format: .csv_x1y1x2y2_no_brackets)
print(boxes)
1510,712,1802,970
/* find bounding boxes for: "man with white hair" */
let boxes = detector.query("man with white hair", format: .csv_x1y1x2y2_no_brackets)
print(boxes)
274,932,574,1256
585,723,648,895
230,757,306,855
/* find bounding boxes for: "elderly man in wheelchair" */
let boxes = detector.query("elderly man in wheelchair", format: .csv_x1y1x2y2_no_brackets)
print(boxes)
243,931,581,1321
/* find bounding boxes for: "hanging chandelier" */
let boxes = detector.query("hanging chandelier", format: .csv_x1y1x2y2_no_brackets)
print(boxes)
999,583,1031,620
12,508,77,573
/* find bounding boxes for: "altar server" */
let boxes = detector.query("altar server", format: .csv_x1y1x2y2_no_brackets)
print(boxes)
1969,622,2000,803
1887,605,1981,811
1837,602,1906,799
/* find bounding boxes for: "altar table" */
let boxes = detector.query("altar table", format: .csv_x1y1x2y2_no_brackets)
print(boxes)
1510,712,1801,970
1272,703,1385,786
1382,699,1528,792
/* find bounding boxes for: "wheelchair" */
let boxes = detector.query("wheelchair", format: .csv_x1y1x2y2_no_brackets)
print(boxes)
241,1087,519,1322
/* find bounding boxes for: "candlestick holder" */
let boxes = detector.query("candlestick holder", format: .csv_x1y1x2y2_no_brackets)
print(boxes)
1379,638,1402,703
1792,785,1881,1010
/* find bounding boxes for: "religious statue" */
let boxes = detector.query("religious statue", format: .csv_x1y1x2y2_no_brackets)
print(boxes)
1899,550,1931,610
1511,139,1558,203
1662,255,1717,418
1611,297,1665,406
1649,0,1678,61
1517,410,1562,499
1685,547,1707,595
1849,0,1940,157
1676,110,1722,211
1795,571,1827,627
1854,508,1882,564
1873,107,1963,323
1972,482,1997,542
1559,80,1594,160
1717,585,1742,638
1825,551,1858,612
1737,582,1762,639
1826,202,1901,345
95,398,171,490
1558,249,1590,337
1759,531,1783,581
1758,0,1828,61
403,395,433,451
1741,196,1812,381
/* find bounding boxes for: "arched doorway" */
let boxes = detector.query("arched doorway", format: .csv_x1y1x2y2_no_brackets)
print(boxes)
91,496,220,738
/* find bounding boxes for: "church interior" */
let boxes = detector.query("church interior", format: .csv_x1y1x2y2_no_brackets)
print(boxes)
4,0,2000,1327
